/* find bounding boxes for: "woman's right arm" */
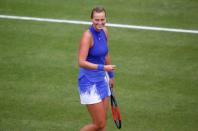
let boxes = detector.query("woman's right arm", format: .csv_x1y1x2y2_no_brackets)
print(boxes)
78,30,116,71
78,30,98,70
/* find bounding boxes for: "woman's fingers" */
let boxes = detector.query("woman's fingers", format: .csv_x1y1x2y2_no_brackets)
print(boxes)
104,65,116,71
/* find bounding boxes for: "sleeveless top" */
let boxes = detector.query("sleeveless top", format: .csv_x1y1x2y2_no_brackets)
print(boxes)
78,25,108,82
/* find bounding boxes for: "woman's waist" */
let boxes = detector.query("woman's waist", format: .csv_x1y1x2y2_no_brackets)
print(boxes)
78,68,106,82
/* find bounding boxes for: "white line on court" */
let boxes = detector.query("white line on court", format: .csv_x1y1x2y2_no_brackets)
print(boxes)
0,14,198,34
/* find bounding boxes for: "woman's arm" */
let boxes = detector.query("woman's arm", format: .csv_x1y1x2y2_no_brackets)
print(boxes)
103,27,114,68
78,29,115,71
78,30,98,70
103,27,115,87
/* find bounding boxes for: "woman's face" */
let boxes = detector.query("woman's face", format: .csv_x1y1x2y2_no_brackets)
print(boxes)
92,11,106,31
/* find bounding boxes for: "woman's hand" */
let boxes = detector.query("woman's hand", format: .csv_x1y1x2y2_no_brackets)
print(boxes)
109,78,115,88
104,65,116,71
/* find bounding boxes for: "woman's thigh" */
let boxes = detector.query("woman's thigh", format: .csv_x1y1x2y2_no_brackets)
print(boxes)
87,102,106,124
102,96,110,114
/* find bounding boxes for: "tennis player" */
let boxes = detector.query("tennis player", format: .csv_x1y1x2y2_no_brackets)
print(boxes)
78,6,116,131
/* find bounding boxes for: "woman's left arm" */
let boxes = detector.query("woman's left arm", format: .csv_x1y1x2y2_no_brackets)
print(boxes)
103,27,115,88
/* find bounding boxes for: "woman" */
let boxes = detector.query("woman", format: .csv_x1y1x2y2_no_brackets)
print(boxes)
78,6,116,131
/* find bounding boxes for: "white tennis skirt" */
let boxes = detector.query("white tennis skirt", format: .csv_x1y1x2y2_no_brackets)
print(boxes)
78,74,111,105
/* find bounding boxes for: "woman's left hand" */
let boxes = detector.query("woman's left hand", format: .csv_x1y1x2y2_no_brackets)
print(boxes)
109,78,115,88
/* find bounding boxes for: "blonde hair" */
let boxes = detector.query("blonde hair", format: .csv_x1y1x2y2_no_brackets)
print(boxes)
91,6,106,19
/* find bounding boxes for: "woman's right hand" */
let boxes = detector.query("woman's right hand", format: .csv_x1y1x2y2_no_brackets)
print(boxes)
104,65,116,71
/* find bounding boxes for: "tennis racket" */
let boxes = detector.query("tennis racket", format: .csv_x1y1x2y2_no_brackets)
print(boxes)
110,88,121,129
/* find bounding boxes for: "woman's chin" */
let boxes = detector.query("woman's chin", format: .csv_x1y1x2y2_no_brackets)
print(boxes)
97,26,104,30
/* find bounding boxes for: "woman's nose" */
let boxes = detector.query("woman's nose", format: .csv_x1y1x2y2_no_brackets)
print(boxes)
98,21,103,25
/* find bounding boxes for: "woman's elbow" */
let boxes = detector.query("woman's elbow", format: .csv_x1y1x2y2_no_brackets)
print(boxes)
78,60,85,68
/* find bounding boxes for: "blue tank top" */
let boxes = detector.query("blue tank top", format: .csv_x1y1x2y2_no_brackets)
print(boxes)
78,25,108,82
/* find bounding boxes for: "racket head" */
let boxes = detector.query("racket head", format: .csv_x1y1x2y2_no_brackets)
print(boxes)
110,88,121,129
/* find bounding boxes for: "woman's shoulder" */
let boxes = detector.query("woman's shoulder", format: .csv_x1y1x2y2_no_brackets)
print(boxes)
83,30,92,37
80,29,93,47
102,27,109,40
82,29,92,39
102,27,108,33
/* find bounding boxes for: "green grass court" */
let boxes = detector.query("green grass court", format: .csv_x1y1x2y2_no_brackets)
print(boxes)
0,0,198,131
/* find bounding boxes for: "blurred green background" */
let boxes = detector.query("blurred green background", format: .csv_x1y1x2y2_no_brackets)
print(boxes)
0,0,198,131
